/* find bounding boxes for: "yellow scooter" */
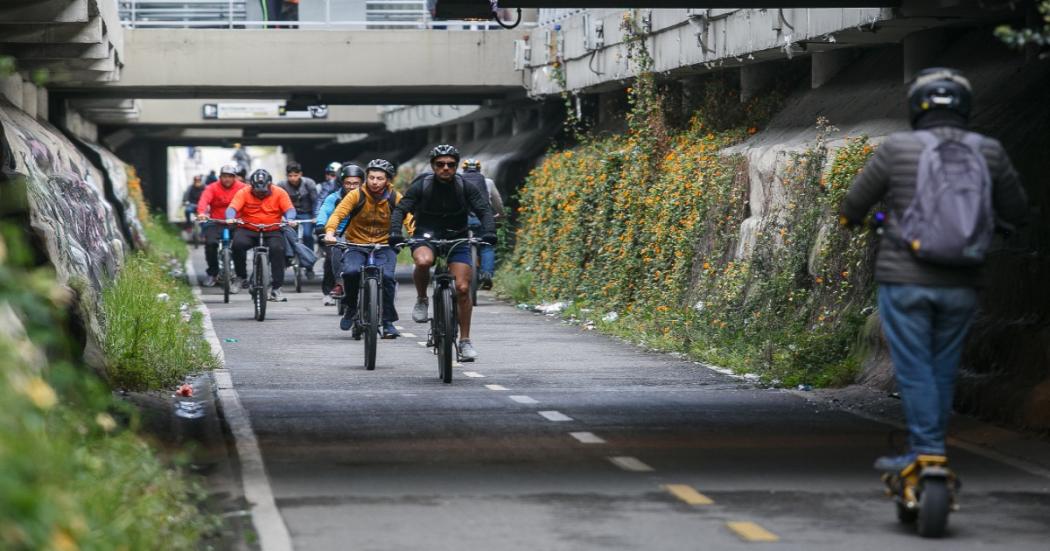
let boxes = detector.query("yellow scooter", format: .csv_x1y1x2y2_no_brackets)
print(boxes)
881,454,960,538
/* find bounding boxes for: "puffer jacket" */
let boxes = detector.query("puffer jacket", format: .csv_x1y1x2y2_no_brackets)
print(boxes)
841,122,1028,287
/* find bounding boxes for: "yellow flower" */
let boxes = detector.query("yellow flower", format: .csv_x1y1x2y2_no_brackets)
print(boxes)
95,413,117,432
24,377,57,410
50,529,78,551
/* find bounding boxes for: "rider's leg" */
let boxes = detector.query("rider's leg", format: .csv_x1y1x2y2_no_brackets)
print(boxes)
378,248,399,323
340,249,367,313
412,246,435,299
480,243,496,275
204,224,221,276
266,232,287,289
230,229,253,279
930,287,978,453
450,262,473,340
298,218,315,251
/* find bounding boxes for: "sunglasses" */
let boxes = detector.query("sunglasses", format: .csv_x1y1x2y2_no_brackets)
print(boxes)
434,161,457,169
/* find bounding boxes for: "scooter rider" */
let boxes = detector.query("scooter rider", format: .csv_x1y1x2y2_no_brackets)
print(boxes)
277,161,319,278
196,164,247,287
388,145,496,361
316,164,364,306
323,159,413,338
315,161,343,216
460,159,504,290
226,169,299,303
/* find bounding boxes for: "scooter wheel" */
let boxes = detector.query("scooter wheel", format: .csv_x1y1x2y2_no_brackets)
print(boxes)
917,478,950,538
896,502,918,524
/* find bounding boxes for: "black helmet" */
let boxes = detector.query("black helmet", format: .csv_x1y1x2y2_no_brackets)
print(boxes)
907,68,972,127
462,158,481,171
325,161,342,175
248,169,272,192
429,144,460,163
236,166,248,178
339,164,366,180
366,159,396,178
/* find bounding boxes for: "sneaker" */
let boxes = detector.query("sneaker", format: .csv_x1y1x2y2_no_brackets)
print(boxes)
382,322,401,339
231,277,246,293
306,269,316,280
340,312,355,332
874,452,918,473
480,272,493,290
269,288,287,302
412,298,429,323
459,340,478,362
322,294,336,306
331,283,344,298
202,275,217,287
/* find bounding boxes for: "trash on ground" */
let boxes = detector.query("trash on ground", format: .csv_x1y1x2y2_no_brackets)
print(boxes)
223,338,239,343
602,312,619,323
155,293,170,302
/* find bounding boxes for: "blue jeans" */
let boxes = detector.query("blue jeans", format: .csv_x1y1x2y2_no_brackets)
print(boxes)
296,217,315,251
468,219,495,274
878,284,978,455
340,247,398,323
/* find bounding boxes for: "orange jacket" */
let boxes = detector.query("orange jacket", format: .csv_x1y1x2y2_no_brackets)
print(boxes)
228,186,293,230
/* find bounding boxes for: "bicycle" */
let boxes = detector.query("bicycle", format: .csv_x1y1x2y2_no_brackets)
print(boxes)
406,235,482,384
186,205,202,249
204,218,235,303
237,221,289,322
468,228,480,307
331,241,402,371
289,224,304,294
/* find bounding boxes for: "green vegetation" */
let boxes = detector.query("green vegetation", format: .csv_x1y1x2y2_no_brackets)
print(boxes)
501,43,879,386
996,1,1050,50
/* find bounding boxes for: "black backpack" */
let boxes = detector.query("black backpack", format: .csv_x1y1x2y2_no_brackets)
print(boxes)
413,173,468,215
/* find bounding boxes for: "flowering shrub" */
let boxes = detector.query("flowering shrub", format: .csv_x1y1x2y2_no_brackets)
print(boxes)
504,78,878,386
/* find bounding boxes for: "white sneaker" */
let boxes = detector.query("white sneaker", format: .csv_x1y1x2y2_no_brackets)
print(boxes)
458,340,478,362
322,294,336,306
412,298,429,323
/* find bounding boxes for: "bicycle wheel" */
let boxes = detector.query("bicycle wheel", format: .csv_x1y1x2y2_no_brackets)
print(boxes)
254,253,268,321
470,244,479,307
436,285,454,384
294,261,303,293
363,277,379,371
221,248,232,304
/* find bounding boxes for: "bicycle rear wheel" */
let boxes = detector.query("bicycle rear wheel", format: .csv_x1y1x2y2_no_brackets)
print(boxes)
436,285,454,384
221,248,232,304
470,244,479,307
363,277,379,370
254,253,268,321
294,260,303,293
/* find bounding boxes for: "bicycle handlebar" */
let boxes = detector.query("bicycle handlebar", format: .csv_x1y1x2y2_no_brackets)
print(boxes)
329,240,405,251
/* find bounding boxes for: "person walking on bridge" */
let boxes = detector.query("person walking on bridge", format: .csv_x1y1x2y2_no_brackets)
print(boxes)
839,68,1029,474
196,164,247,287
389,145,497,361
227,169,299,303
277,161,319,278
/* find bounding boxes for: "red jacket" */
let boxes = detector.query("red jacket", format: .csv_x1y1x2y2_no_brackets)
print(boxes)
197,180,247,217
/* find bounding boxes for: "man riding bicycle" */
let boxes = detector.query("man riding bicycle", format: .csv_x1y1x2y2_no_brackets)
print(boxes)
196,164,247,288
323,159,413,339
315,161,343,216
460,159,504,290
388,145,496,360
226,169,299,303
316,164,364,306
277,161,319,278
183,175,205,228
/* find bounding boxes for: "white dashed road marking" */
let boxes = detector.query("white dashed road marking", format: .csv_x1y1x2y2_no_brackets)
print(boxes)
569,432,607,444
402,332,417,338
538,410,573,422
485,384,509,391
608,456,654,472
463,371,485,378
510,395,539,404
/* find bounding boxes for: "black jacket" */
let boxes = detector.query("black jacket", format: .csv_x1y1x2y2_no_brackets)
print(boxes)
390,173,495,239
277,177,318,218
841,123,1028,287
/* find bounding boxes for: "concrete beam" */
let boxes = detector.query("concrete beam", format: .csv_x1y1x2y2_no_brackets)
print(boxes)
1,74,24,109
0,17,104,44
0,0,89,24
37,86,48,120
21,81,37,118
12,42,111,61
87,99,383,128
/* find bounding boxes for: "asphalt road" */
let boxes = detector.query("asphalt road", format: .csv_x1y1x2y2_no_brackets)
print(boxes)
193,250,1050,550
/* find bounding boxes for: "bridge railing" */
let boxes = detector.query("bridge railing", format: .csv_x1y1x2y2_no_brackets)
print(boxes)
118,0,534,29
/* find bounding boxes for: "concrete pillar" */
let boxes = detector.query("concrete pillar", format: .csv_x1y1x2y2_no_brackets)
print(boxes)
512,108,537,136
1,74,24,109
597,91,622,129
20,82,37,119
36,86,48,121
812,49,855,89
493,114,512,136
740,63,776,103
679,76,704,119
473,118,492,141
902,28,949,83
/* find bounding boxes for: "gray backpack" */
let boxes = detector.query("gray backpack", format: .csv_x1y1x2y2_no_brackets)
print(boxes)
898,131,994,266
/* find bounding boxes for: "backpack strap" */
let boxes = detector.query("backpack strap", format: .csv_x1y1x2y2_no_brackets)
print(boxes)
346,190,367,222
914,130,940,149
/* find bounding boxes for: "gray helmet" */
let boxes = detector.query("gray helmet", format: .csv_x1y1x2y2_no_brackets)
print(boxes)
325,161,342,175
219,163,239,176
248,169,272,192
429,144,460,163
339,164,366,181
366,159,396,178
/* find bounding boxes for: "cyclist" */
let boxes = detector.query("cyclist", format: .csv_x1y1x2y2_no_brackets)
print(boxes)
323,159,413,339
315,161,343,215
277,161,319,278
460,159,504,290
226,169,299,302
388,145,496,360
196,164,247,287
183,175,205,228
316,164,364,306
841,68,1028,474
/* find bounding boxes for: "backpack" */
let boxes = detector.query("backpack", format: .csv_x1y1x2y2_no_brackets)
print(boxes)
414,173,468,215
898,131,994,266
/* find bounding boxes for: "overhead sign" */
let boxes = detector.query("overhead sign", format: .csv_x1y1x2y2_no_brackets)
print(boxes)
202,102,328,120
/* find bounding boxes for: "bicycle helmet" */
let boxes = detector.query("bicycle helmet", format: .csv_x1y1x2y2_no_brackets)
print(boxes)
236,166,248,179
339,163,366,180
462,158,481,171
429,144,461,163
219,163,239,176
366,159,396,178
248,169,272,192
907,68,972,127
325,161,342,175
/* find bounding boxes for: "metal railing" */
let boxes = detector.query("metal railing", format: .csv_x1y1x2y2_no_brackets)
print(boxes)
118,0,533,29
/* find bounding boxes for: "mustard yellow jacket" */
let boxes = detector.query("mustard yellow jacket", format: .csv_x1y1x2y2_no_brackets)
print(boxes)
325,187,414,244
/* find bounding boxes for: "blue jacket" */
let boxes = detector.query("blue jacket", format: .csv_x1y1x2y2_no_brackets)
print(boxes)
315,190,350,234
314,177,341,216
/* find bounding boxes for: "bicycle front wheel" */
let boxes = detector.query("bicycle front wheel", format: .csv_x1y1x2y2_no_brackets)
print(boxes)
363,277,379,371
221,248,232,304
470,245,479,307
436,285,454,384
254,253,268,321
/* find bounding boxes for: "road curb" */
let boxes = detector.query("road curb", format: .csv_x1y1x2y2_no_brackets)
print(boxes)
186,256,294,551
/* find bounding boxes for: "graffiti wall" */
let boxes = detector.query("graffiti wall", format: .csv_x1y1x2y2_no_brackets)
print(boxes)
83,140,148,249
0,102,127,353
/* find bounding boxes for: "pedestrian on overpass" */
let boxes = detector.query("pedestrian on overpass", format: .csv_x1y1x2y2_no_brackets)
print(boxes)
839,68,1029,474
277,162,319,278
316,164,365,305
196,164,247,288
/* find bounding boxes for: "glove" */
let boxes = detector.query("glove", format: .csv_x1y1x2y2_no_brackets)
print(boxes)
482,233,498,246
313,225,326,236
388,233,405,247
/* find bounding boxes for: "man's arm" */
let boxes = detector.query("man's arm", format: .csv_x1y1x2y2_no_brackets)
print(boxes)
225,189,245,220
389,183,419,237
466,180,495,236
840,140,892,226
326,189,359,235
487,179,504,219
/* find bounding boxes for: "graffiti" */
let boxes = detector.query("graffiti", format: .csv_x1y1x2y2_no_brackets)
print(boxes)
83,141,148,249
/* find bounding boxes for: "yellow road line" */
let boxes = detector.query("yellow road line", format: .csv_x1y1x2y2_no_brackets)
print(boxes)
663,484,714,505
726,521,779,542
